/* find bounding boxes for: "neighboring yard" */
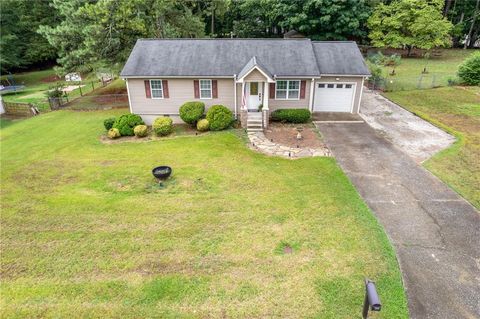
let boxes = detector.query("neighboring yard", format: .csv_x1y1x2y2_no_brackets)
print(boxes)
377,49,474,91
384,86,480,209
1,68,107,111
0,110,408,318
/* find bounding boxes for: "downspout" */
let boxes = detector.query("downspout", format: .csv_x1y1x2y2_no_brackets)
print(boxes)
358,77,365,114
124,78,133,114
309,78,315,112
233,75,237,119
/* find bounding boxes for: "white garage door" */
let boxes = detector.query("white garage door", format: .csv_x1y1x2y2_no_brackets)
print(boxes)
313,83,355,112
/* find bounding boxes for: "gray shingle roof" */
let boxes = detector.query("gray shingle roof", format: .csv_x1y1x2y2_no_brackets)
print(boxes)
120,38,369,78
237,56,274,80
312,41,370,76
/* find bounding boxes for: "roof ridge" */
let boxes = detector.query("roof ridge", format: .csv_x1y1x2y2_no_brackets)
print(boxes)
311,41,356,43
137,38,311,41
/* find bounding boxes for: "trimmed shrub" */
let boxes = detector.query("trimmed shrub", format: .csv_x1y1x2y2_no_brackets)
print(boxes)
107,128,120,139
458,52,480,85
112,114,144,136
206,105,233,131
153,116,173,136
103,117,115,130
196,119,209,132
271,109,311,123
179,101,205,125
133,124,148,138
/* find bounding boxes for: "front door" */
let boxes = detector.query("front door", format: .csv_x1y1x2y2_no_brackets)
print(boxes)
248,82,262,111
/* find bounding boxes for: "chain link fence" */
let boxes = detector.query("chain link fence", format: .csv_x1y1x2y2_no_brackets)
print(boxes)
366,72,458,92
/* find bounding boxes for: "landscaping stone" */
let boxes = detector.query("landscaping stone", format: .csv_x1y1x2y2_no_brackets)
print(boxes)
247,132,331,159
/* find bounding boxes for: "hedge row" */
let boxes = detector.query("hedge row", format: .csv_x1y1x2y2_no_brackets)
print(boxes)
271,109,311,123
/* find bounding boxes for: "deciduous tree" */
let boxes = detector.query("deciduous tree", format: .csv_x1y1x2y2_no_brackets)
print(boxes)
368,0,453,56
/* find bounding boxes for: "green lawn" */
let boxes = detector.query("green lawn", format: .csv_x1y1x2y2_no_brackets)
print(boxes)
1,68,102,111
378,49,475,91
384,86,480,209
0,110,408,318
67,78,128,110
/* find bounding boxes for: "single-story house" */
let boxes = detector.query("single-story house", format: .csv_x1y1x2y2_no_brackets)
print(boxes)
120,38,370,130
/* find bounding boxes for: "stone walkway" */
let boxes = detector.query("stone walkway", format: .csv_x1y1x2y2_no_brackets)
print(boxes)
247,132,331,159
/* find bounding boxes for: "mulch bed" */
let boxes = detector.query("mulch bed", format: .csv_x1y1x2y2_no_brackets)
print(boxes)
100,124,203,144
264,122,325,148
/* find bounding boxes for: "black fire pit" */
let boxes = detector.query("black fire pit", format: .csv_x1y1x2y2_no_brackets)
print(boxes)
152,166,172,180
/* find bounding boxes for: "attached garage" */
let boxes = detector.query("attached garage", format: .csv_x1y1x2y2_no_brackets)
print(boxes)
313,82,356,112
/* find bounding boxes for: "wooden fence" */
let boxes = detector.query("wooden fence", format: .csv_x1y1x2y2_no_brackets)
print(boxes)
3,101,39,117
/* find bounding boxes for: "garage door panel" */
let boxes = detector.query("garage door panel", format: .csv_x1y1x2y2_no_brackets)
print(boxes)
314,83,355,112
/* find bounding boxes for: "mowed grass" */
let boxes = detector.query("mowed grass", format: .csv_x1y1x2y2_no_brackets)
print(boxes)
380,49,475,91
384,86,480,209
0,110,408,318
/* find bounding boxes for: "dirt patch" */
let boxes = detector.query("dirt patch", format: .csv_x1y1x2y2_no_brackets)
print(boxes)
41,74,61,83
98,87,128,95
264,123,325,148
93,94,128,105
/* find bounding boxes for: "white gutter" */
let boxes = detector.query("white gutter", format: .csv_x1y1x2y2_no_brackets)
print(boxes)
121,75,234,79
233,74,237,119
125,79,133,113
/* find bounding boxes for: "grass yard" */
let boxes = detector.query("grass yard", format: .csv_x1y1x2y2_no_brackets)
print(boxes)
67,78,128,110
1,68,103,111
378,49,475,91
384,86,480,209
0,110,408,318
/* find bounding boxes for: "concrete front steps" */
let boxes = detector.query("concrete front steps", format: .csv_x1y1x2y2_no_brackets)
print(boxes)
246,112,263,132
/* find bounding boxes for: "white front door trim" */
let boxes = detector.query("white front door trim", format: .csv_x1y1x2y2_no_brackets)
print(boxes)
247,82,263,110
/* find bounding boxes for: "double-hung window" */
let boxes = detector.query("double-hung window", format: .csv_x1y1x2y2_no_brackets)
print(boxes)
275,80,300,99
150,80,163,98
200,79,212,99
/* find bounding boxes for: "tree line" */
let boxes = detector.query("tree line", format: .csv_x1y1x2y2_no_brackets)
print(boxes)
0,0,478,74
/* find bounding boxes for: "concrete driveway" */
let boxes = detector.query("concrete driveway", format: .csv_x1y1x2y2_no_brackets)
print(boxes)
315,122,480,319
360,90,456,163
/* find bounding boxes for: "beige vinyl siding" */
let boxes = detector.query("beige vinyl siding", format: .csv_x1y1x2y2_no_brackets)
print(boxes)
127,78,236,124
269,79,311,111
243,69,267,82
315,76,364,113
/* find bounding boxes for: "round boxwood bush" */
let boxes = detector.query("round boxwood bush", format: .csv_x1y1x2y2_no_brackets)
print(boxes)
271,109,311,123
196,119,209,132
133,124,148,138
153,116,173,136
458,52,480,85
107,128,120,139
112,114,144,136
179,101,205,125
206,105,233,131
103,117,115,130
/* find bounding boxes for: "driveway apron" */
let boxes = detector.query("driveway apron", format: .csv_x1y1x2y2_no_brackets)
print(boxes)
316,122,480,319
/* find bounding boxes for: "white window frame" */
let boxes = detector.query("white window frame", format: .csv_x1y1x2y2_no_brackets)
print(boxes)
199,79,212,99
275,80,300,100
150,79,163,99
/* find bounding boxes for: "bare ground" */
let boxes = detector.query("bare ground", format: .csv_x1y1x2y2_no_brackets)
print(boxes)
264,123,326,148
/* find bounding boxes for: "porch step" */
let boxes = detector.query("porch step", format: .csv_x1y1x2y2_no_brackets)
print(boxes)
246,112,264,132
